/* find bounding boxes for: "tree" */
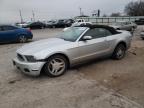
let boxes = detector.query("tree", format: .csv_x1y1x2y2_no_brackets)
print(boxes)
125,1,144,16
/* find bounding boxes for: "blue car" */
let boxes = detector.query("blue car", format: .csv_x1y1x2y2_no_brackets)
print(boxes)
0,25,33,43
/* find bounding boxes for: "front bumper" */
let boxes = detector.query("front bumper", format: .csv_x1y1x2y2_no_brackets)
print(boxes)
13,58,45,76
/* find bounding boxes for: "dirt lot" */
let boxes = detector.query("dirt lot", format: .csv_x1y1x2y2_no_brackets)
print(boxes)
0,27,144,108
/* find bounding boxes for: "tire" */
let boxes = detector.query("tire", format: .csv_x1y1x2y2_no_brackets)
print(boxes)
44,55,68,77
41,26,45,29
18,35,27,43
112,44,126,60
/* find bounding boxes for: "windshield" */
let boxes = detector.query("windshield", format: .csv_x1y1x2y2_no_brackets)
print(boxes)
59,27,88,42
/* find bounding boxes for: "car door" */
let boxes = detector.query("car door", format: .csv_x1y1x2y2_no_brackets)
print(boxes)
76,28,110,62
0,26,17,42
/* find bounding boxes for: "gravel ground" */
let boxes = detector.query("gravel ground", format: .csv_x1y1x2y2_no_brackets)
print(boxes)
0,27,143,108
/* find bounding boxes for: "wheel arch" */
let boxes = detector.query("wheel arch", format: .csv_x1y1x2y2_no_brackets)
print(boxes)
45,53,70,68
116,41,127,49
40,53,70,75
16,33,27,38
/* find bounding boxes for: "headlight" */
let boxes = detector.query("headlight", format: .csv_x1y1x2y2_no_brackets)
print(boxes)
25,56,37,62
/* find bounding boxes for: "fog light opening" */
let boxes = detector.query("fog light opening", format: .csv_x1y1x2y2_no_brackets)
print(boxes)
24,68,30,72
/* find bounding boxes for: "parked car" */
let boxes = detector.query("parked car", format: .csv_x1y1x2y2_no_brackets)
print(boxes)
72,22,92,27
46,20,57,28
13,25,132,77
47,19,74,28
50,19,68,28
64,19,75,27
140,31,144,40
110,21,137,31
25,22,46,29
63,19,92,31
0,25,33,43
15,22,28,28
75,19,86,22
71,19,92,27
135,18,144,25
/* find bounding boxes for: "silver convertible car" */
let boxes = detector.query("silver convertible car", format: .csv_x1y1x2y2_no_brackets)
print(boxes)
13,25,132,77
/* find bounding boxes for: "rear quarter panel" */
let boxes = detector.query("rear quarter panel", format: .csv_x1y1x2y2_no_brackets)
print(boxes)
106,30,132,54
15,28,33,39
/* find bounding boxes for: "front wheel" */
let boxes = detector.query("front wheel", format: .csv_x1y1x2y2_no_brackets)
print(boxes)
131,27,135,32
44,55,68,77
112,44,126,60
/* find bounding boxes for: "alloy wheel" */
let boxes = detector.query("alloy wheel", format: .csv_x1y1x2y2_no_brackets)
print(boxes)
47,58,66,76
19,35,27,43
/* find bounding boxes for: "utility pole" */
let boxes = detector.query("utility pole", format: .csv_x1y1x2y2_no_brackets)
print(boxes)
98,9,100,17
79,7,82,16
19,10,23,23
139,0,142,16
32,10,35,22
92,9,100,17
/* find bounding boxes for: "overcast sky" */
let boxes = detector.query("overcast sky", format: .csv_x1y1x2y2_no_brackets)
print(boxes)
0,0,136,23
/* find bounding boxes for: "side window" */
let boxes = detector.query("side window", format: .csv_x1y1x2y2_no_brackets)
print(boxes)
2,26,16,31
37,22,41,25
31,23,37,26
0,27,2,31
84,28,112,39
103,28,112,36
84,29,98,39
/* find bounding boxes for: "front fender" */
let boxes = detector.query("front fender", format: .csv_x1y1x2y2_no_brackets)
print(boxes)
34,50,70,62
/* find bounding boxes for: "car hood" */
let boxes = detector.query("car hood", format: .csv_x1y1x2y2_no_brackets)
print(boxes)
17,38,71,56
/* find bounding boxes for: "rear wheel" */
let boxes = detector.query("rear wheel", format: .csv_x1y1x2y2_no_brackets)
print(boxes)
112,44,126,60
18,35,27,43
44,55,68,77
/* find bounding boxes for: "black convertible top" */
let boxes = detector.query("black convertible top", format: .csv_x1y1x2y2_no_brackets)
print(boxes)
77,24,119,35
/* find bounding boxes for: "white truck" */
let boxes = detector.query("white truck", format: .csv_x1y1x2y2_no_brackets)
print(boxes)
71,19,92,27
63,19,92,31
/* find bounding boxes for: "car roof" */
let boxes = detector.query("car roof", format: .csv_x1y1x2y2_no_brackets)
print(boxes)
0,25,18,27
0,24,13,26
77,24,119,34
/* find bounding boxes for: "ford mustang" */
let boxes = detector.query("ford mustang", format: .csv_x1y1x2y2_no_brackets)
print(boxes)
13,25,132,77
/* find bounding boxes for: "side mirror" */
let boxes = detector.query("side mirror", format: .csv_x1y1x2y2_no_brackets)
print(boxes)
82,36,92,41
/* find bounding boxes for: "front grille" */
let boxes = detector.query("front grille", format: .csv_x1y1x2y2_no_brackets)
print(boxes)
17,53,25,61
